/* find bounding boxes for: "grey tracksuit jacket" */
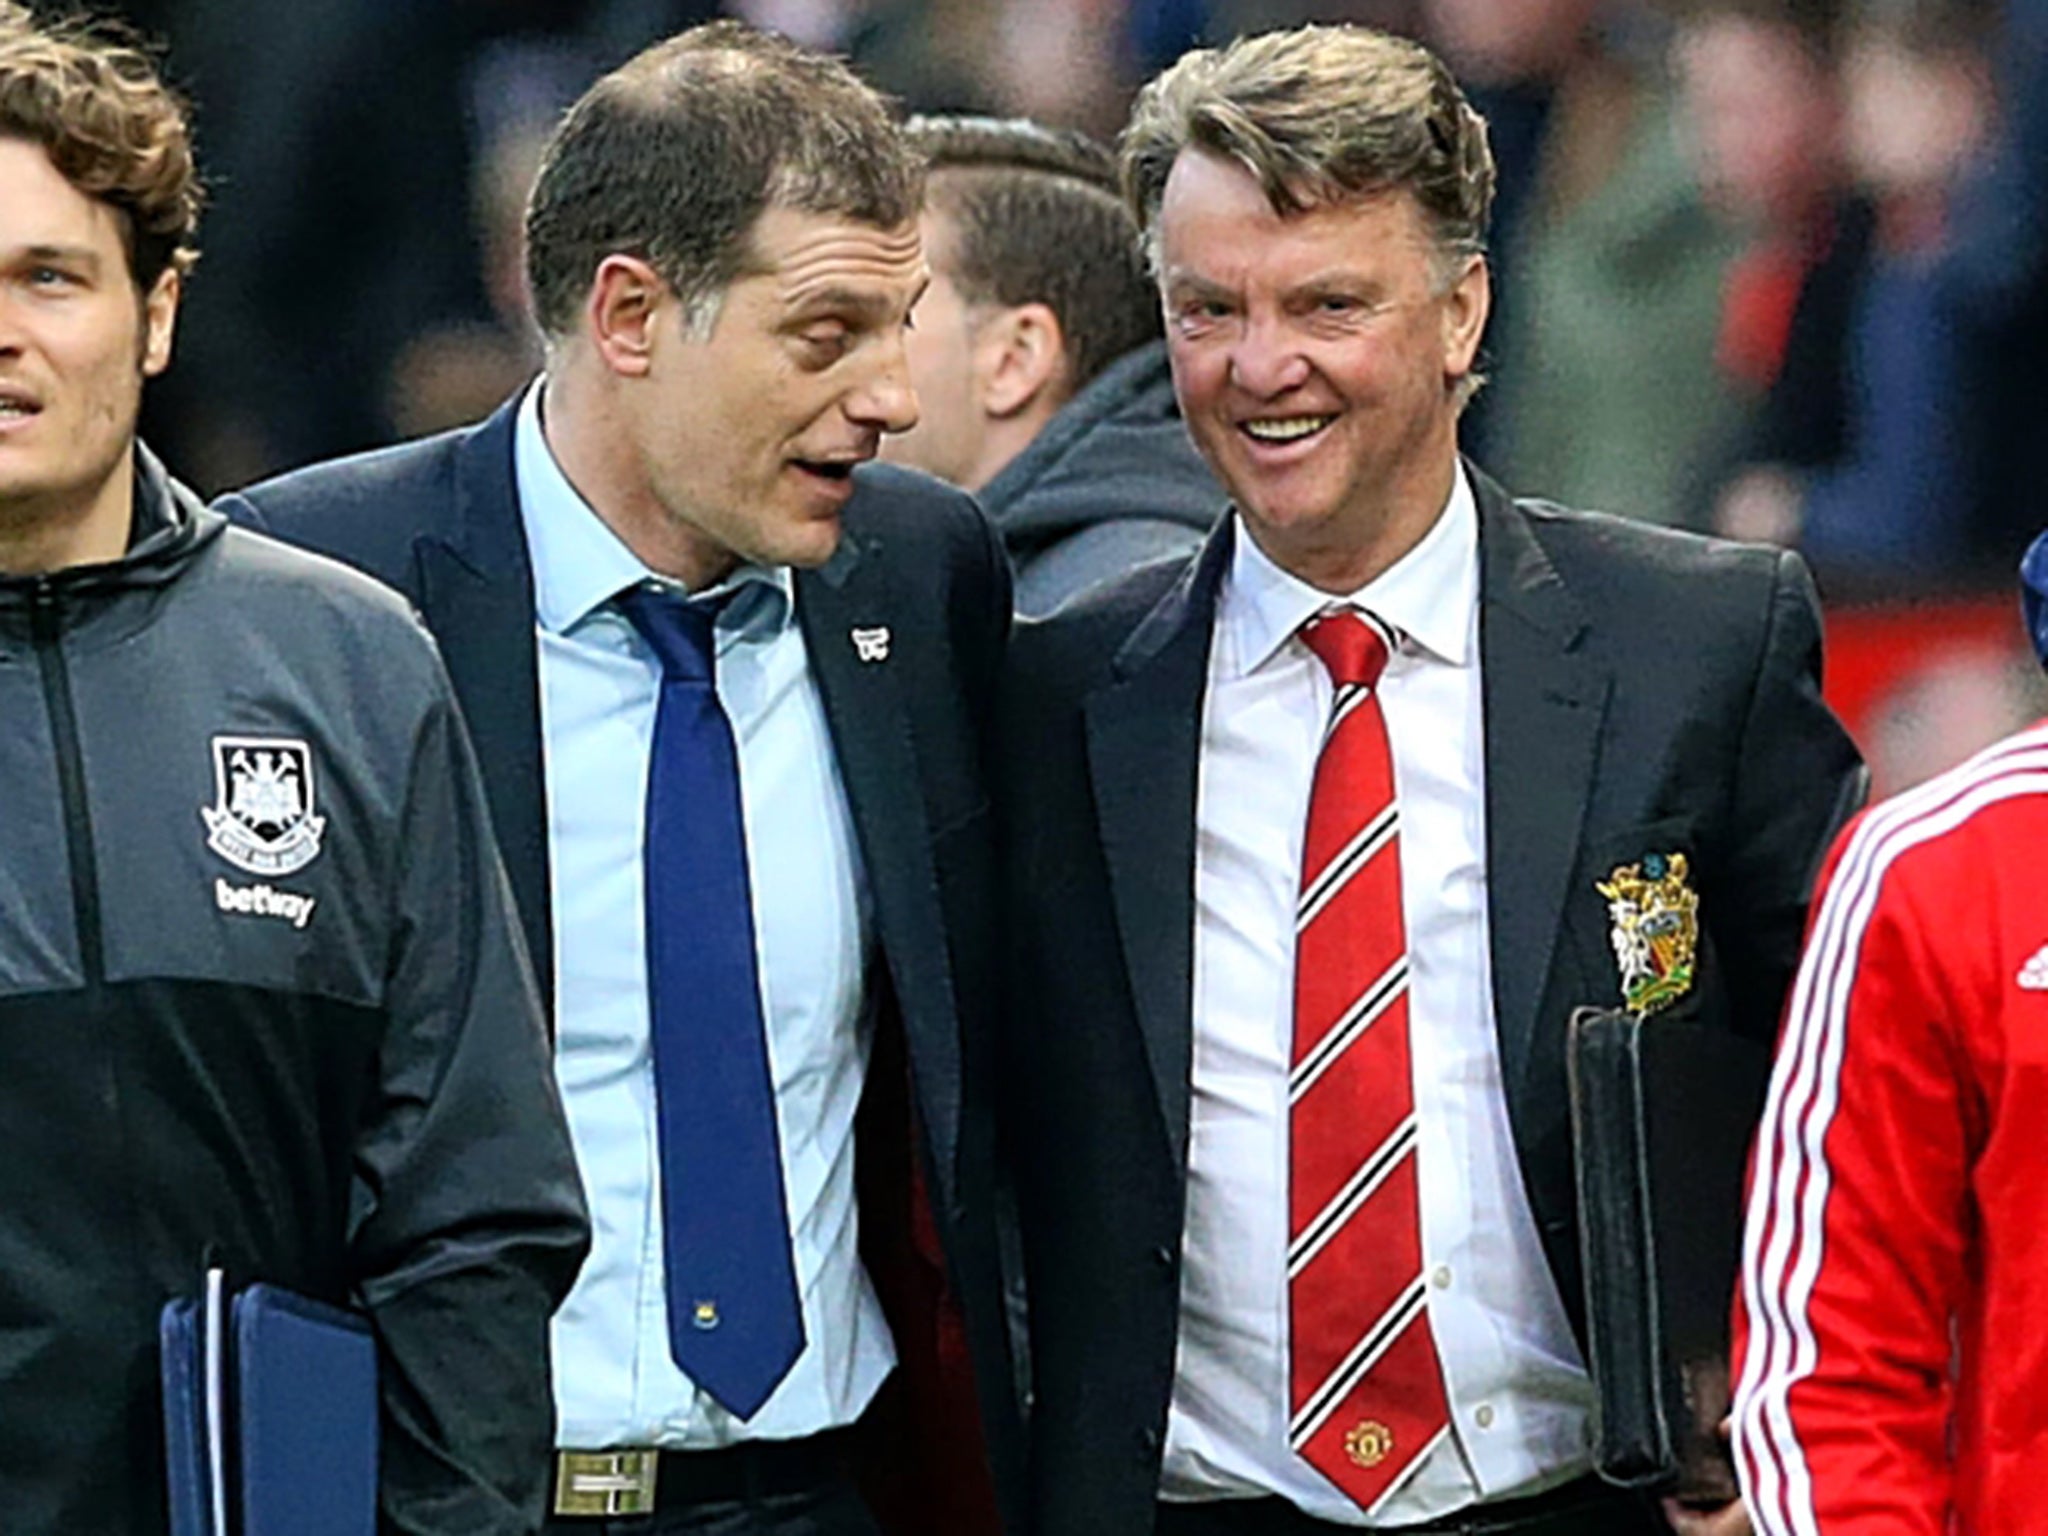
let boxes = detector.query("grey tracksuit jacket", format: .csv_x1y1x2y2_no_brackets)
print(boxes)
0,447,589,1535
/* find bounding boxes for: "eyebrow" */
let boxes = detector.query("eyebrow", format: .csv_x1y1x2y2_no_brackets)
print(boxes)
1163,267,1386,304
1288,269,1384,298
8,243,103,272
790,287,888,319
1161,271,1234,302
788,278,928,324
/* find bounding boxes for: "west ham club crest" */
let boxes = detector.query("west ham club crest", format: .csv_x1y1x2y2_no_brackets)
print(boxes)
201,736,326,876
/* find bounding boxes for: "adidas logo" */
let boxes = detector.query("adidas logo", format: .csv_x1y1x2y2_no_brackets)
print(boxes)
2019,946,2048,991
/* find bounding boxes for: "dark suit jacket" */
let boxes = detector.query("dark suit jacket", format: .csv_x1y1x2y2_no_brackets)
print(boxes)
219,393,1022,1536
998,467,1865,1536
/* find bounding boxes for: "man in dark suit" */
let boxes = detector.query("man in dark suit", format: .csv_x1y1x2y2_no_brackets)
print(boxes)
221,24,1016,1536
1001,25,1863,1536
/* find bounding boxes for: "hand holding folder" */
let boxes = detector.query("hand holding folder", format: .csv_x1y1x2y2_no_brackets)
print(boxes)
160,1270,379,1536
1567,1008,1771,1504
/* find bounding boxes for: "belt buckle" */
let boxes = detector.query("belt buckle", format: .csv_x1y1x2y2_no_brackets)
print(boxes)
553,1448,659,1517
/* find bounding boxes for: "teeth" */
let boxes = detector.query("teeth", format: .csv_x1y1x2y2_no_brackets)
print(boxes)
1243,416,1331,442
0,402,30,416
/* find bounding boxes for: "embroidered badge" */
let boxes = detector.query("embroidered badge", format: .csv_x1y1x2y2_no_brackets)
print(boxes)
1597,851,1699,1018
201,736,326,877
1344,1420,1394,1469
850,625,891,663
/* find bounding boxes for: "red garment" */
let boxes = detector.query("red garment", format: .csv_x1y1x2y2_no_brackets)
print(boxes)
1718,239,1810,392
1733,722,2048,1535
1717,209,1840,393
854,1016,1002,1536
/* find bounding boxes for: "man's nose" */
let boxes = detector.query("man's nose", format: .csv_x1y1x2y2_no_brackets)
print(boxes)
850,333,920,434
1227,315,1312,399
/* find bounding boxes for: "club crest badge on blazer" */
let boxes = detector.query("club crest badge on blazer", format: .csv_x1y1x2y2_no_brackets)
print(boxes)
1597,852,1699,1017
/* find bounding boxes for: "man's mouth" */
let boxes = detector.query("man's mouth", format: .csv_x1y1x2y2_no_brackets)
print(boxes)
793,459,857,482
1240,415,1334,445
0,391,41,422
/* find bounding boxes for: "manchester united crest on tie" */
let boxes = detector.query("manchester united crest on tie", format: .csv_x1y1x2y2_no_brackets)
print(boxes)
1598,851,1699,1018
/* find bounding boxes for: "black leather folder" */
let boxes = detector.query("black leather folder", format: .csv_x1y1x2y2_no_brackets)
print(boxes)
1566,1006,1771,1502
161,1270,378,1536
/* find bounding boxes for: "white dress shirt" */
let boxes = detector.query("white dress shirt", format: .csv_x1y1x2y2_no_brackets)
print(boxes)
515,384,895,1449
1161,468,1595,1523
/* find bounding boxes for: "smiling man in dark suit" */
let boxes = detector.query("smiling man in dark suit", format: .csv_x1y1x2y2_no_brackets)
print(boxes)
220,24,1016,1536
1000,25,1863,1536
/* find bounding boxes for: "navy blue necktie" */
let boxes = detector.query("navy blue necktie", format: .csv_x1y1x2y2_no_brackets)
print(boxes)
615,586,805,1421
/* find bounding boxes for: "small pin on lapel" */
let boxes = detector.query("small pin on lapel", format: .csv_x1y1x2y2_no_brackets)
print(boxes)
851,626,891,663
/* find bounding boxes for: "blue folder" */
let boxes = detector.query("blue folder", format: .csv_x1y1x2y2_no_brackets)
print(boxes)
161,1272,378,1536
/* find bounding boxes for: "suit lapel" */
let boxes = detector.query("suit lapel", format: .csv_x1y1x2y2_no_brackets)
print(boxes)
412,397,555,1010
796,534,966,1206
1475,468,1610,1099
1082,522,1230,1175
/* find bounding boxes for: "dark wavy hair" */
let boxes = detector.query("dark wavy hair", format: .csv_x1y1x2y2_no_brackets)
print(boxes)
0,8,200,291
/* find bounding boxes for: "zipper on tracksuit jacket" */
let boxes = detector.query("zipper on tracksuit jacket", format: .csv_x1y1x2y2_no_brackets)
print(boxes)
29,580,105,986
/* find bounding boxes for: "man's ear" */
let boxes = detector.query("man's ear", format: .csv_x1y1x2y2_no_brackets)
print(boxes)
140,268,180,378
1440,256,1490,385
977,302,1067,420
584,254,669,378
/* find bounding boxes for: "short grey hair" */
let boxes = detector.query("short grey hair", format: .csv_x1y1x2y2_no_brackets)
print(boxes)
1120,24,1495,283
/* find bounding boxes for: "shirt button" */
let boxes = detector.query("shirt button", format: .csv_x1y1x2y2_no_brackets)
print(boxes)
1475,1404,1495,1430
1431,1265,1452,1289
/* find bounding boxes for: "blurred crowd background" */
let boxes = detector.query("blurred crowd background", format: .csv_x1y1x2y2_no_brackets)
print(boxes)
92,0,2048,794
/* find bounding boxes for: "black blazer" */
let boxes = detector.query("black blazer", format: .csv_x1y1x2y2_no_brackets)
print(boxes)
219,393,1022,1534
998,467,1866,1536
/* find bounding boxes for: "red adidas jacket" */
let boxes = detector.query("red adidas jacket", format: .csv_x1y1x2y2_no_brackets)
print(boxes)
1734,723,2048,1535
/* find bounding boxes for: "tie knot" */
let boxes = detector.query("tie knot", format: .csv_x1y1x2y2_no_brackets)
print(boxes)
616,586,721,683
1299,609,1393,689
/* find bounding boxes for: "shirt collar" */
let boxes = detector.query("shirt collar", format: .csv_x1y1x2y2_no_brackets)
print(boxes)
1220,462,1479,679
513,379,792,641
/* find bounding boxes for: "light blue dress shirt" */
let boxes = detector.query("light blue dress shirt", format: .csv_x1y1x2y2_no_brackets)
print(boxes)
514,384,895,1449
